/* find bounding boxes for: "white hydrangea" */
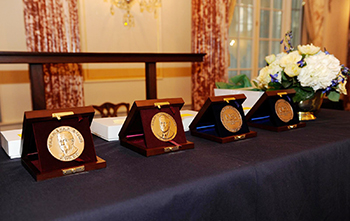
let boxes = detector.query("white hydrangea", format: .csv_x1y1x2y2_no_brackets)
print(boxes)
297,52,341,91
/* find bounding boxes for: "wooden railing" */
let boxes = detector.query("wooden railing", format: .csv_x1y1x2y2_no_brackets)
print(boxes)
0,52,205,110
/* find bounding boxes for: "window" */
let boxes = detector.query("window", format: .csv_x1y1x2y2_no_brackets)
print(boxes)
229,0,254,79
290,0,304,47
228,0,303,80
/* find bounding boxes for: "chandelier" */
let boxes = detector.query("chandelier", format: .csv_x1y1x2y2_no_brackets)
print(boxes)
106,0,161,27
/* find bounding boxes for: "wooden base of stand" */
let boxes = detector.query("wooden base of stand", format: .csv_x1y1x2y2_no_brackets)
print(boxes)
22,156,106,181
120,139,194,157
191,131,257,143
248,122,306,132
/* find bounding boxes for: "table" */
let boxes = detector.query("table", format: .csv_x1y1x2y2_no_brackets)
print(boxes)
0,109,349,220
0,52,205,110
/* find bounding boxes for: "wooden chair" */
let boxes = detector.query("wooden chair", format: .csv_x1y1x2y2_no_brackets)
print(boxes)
93,102,130,118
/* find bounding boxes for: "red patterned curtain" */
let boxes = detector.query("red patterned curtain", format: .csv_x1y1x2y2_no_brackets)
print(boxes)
23,0,84,109
191,0,231,110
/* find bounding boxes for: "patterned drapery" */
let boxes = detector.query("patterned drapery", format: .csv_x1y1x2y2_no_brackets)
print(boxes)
191,0,231,111
23,0,84,109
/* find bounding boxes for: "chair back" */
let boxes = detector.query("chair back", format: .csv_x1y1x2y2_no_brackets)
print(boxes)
93,102,130,117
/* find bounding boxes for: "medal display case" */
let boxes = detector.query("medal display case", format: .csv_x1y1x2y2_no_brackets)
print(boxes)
119,98,194,156
246,89,306,132
189,94,257,143
21,106,106,181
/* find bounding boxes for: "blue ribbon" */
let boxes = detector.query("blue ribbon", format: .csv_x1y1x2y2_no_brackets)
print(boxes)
196,125,215,130
251,116,270,121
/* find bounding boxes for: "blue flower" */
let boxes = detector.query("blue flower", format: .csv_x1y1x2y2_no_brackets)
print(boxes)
297,59,306,68
280,30,294,54
270,73,279,83
324,47,330,55
341,65,350,75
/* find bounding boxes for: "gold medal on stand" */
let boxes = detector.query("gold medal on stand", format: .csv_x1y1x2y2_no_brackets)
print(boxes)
220,105,243,133
275,99,294,123
47,126,85,162
151,112,177,142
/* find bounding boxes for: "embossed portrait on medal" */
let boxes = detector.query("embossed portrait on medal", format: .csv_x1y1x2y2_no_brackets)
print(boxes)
275,99,294,123
220,105,243,133
47,126,84,162
151,112,177,142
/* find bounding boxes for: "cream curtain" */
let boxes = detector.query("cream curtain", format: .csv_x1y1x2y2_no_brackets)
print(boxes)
228,0,236,26
303,0,326,47
23,0,84,109
344,21,350,111
191,0,232,111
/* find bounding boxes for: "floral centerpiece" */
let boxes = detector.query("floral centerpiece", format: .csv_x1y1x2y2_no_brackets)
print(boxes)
254,31,349,103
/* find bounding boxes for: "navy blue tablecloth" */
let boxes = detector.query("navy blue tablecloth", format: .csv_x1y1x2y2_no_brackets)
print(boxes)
0,109,349,220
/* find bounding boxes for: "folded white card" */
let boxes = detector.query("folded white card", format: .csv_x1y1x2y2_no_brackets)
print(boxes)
180,110,198,132
91,116,126,141
1,129,22,159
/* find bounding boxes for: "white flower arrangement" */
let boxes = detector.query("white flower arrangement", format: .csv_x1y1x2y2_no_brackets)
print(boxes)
254,31,349,102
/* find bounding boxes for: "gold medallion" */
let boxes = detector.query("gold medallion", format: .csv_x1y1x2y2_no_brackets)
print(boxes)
47,126,85,162
151,112,177,142
220,105,242,133
275,99,294,123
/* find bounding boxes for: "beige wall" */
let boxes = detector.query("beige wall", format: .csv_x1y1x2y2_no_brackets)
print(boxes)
0,0,192,124
0,0,31,124
80,0,192,107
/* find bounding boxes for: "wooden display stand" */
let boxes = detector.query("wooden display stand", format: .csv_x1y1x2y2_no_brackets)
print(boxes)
246,89,306,132
119,98,194,156
189,94,257,143
21,106,106,181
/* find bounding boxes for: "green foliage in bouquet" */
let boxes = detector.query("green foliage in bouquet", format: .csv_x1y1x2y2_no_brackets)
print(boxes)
215,74,253,89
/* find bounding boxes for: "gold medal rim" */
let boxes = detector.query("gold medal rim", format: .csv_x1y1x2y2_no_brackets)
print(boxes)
220,105,243,133
275,99,294,123
47,126,85,162
151,112,177,142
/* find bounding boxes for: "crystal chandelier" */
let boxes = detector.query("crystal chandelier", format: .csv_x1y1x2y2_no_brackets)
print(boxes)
106,0,161,27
